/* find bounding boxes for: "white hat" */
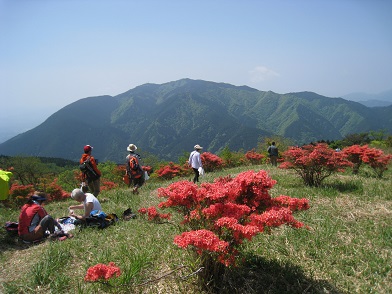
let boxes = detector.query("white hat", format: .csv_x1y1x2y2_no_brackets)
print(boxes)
194,144,203,150
127,144,137,152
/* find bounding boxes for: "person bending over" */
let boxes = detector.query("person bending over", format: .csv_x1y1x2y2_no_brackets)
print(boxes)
69,188,102,220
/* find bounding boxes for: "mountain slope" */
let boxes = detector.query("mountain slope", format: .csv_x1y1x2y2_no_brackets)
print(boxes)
0,79,391,162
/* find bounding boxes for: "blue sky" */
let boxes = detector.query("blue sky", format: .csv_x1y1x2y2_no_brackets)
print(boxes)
1,0,391,142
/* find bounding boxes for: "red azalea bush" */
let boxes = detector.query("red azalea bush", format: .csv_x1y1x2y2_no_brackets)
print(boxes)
280,143,352,187
361,147,392,178
9,183,35,206
245,149,265,165
9,183,35,198
84,262,121,282
156,162,183,180
342,144,367,174
37,178,69,201
343,144,392,177
152,170,309,288
201,152,224,172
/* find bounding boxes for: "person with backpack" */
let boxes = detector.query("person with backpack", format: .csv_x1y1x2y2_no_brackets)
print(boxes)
125,144,145,194
18,192,63,242
267,141,279,166
80,145,101,197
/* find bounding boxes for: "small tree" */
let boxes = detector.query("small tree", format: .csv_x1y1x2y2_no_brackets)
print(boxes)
280,143,352,187
149,170,309,291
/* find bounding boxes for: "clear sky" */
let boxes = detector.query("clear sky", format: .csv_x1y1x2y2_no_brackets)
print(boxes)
1,0,391,142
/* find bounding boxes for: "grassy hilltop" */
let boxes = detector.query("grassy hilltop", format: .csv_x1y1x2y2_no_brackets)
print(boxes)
1,164,391,293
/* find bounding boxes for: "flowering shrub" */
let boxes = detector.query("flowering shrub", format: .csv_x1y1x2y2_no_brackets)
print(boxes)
151,170,309,287
342,144,367,174
37,178,69,201
361,147,392,178
9,183,35,198
280,143,352,186
245,149,265,165
138,206,171,222
343,145,392,177
9,183,35,206
201,152,224,172
156,162,183,180
84,262,121,282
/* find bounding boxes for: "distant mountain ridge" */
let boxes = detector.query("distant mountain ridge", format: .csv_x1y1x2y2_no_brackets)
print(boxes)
343,90,392,107
0,79,391,162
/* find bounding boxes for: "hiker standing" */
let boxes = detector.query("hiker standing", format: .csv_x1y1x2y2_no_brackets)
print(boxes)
267,142,279,167
189,144,203,183
80,145,101,197
125,144,145,194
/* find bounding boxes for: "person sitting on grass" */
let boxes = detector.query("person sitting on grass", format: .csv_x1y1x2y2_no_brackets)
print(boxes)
18,192,63,243
68,188,102,220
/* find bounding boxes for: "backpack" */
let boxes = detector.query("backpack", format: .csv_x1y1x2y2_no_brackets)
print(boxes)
126,155,143,179
75,210,118,229
4,221,19,237
79,157,99,181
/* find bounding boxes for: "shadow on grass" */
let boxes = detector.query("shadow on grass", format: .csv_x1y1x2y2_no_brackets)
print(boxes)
212,254,342,294
0,231,45,253
321,180,363,194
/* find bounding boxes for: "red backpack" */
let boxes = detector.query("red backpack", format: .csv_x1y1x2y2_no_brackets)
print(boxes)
126,155,143,179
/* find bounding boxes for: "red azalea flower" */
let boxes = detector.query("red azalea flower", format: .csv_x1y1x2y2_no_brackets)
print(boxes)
84,262,121,282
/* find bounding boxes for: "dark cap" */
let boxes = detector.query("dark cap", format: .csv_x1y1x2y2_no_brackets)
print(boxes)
31,195,47,202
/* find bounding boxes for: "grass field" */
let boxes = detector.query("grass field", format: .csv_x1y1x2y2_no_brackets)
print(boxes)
1,164,391,293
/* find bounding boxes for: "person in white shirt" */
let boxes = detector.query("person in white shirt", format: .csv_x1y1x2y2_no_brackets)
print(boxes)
188,144,203,183
69,188,102,220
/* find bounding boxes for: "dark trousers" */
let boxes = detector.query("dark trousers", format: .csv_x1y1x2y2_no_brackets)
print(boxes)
270,155,278,166
192,168,200,183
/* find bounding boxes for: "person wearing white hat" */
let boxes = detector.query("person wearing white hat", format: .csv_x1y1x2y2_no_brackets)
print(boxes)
188,144,203,183
125,144,145,194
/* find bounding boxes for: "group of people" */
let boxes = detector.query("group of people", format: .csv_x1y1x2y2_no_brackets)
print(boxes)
17,143,145,243
18,142,279,243
80,143,146,196
18,188,100,243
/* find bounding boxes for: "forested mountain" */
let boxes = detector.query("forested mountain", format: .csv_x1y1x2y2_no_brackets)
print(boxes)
1,79,391,162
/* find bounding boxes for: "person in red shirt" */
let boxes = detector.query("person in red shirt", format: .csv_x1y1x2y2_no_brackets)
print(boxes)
80,145,101,197
18,193,62,242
